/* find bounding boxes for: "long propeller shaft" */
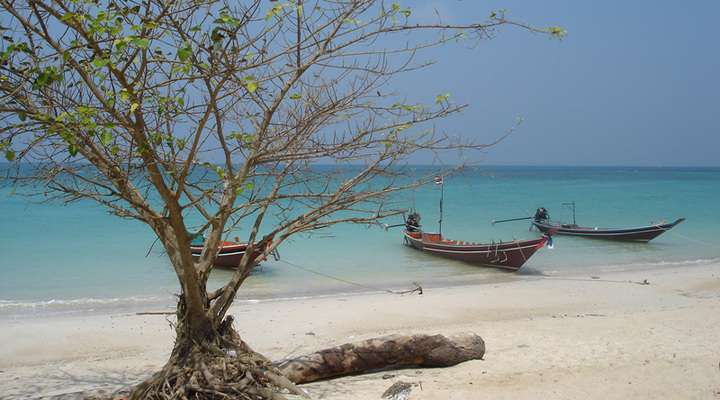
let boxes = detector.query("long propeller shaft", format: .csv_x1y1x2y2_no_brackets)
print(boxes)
491,216,533,225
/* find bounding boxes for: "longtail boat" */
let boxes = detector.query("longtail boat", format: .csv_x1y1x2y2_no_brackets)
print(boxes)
530,205,684,242
403,225,551,271
396,176,552,271
190,235,268,268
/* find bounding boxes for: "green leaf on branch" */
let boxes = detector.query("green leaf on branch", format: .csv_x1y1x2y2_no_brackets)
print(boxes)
130,37,150,49
489,9,507,20
34,66,63,89
5,149,15,161
265,4,285,21
435,93,450,104
177,42,192,62
215,11,241,27
130,102,139,112
171,63,192,75
235,181,254,196
91,57,110,69
176,138,187,150
100,130,112,146
243,76,258,93
548,26,567,38
1,42,31,60
392,123,412,133
289,92,301,100
68,144,78,157
228,131,254,144
60,12,80,23
150,132,163,145
391,103,421,112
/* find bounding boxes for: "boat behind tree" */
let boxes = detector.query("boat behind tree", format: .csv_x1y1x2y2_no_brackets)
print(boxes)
190,234,272,268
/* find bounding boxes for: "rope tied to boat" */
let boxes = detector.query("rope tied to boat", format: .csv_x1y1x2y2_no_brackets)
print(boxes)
534,276,651,286
653,222,717,248
276,259,423,296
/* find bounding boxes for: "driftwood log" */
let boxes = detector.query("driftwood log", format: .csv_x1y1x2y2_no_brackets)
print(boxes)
275,333,485,384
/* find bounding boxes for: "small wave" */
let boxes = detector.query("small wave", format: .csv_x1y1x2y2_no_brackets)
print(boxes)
597,256,720,270
0,295,171,311
235,289,384,305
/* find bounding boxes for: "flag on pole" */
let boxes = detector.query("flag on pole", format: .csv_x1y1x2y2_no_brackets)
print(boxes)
434,175,443,185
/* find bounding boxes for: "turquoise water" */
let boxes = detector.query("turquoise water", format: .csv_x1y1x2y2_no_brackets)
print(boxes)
1,166,719,315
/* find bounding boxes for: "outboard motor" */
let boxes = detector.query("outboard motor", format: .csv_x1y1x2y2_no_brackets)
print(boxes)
405,212,422,232
534,207,549,222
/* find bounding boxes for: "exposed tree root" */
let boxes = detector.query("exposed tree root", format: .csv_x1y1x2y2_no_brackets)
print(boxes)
128,300,483,400
129,315,308,400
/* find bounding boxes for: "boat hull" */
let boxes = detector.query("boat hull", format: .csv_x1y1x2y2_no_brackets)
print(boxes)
403,231,549,271
190,242,261,269
532,218,684,242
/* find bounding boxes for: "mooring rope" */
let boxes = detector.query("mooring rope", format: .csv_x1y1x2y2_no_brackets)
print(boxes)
276,259,423,296
531,276,651,286
653,222,718,248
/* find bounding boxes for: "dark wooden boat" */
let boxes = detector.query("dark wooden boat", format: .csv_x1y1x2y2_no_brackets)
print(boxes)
190,238,266,268
532,218,685,242
401,212,551,271
530,206,685,242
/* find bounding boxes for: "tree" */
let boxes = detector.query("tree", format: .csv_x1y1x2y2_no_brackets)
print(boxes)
0,1,562,398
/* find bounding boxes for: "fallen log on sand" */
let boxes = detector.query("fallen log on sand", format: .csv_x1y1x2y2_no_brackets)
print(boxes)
275,333,485,384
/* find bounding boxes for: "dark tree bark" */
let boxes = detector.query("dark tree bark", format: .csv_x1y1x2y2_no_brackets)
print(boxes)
275,333,485,384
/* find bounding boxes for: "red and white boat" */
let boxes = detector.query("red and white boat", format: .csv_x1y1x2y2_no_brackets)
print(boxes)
403,223,551,271
396,176,551,271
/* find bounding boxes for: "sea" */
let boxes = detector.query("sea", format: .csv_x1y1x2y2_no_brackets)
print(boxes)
1,166,719,317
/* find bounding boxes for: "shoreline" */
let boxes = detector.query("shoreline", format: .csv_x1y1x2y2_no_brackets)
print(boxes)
2,256,718,320
1,262,719,399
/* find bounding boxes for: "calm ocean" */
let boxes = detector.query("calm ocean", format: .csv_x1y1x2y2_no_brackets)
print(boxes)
1,166,719,316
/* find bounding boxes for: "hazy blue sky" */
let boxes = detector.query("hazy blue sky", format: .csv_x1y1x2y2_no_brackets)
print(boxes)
395,0,720,166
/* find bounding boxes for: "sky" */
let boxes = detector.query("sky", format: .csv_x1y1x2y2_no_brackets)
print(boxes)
393,0,720,166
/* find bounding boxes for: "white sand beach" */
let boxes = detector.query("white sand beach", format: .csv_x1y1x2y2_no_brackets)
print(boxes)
1,263,719,400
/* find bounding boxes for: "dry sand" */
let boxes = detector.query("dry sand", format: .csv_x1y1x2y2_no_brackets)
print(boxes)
1,263,719,399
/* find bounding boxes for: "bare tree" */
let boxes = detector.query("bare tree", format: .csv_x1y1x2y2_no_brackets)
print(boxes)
0,1,562,398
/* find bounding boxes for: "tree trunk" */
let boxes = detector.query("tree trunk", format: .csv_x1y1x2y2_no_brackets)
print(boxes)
275,333,485,384
129,298,307,400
